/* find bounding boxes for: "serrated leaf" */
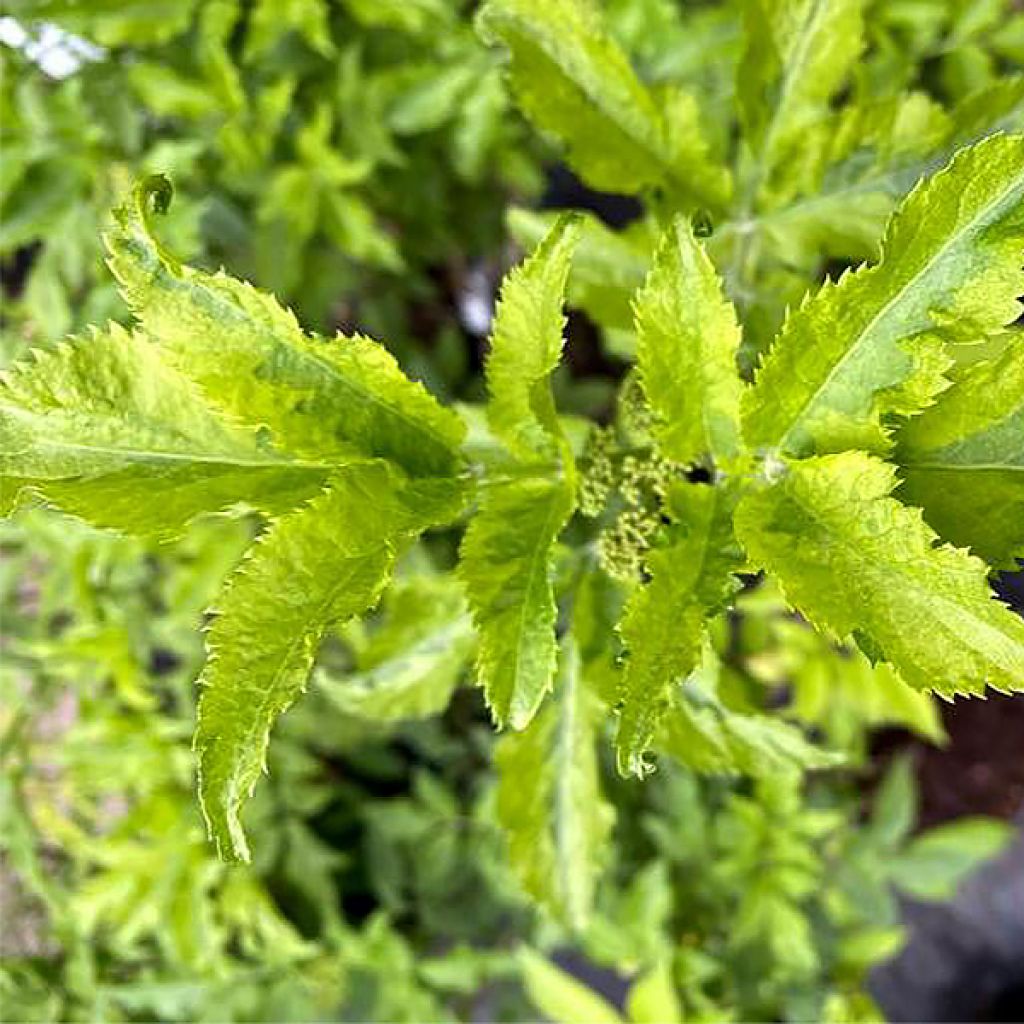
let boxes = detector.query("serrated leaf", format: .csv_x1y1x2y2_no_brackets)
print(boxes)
0,324,325,536
495,635,613,930
106,178,465,477
738,0,864,198
615,482,743,776
743,134,1024,458
896,339,1024,568
459,476,575,729
486,214,580,462
734,452,1024,698
316,576,475,721
196,462,462,861
661,644,841,777
635,217,744,467
478,0,729,208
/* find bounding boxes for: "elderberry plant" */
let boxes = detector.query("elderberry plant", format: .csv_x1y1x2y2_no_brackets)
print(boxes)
2,0,1024,949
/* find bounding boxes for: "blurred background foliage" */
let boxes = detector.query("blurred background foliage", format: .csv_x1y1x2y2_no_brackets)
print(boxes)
1,0,1022,1021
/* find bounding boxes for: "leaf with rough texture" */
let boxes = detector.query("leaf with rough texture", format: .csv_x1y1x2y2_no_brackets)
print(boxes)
106,177,465,476
734,452,1024,698
896,340,1024,569
460,476,574,729
478,0,729,208
495,636,613,930
635,217,744,467
196,462,463,861
738,0,864,197
615,482,743,776
486,214,580,462
316,575,475,721
743,134,1024,458
0,324,325,536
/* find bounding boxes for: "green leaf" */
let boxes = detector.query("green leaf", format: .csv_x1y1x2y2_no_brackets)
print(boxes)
615,482,743,776
519,949,624,1024
495,635,614,930
459,476,575,729
743,134,1024,458
196,462,462,861
316,576,475,721
478,0,729,208
734,452,1024,698
635,217,744,467
896,340,1024,568
0,325,325,537
626,960,683,1024
661,644,841,777
486,214,580,462
106,178,465,477
737,0,865,199
890,818,1014,900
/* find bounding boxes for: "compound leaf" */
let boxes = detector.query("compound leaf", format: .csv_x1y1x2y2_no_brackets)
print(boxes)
0,324,325,537
107,177,465,477
635,217,744,468
734,452,1024,698
743,134,1024,458
495,635,614,930
896,340,1024,568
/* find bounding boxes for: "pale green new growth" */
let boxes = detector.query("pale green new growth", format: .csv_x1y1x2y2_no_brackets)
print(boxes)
107,178,465,477
495,636,613,930
897,340,1024,568
616,483,742,777
316,576,475,721
460,477,574,729
486,214,580,462
197,462,462,862
635,217,744,467
519,949,624,1024
478,0,729,209
0,324,325,537
743,134,1024,457
735,453,1024,698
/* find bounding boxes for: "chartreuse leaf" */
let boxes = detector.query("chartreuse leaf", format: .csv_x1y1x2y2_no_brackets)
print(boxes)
635,217,744,468
735,452,1024,698
519,949,623,1024
495,635,614,930
486,214,581,462
316,575,475,721
461,217,579,728
896,340,1024,568
477,0,729,209
743,134,1024,458
626,961,683,1024
0,325,326,537
616,482,743,777
737,0,864,198
661,640,840,776
196,462,463,861
460,477,574,728
106,177,465,476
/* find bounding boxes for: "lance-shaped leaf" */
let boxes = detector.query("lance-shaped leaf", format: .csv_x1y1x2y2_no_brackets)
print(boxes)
486,214,580,462
495,635,614,930
635,217,744,467
106,177,465,476
196,462,463,862
734,452,1024,698
737,0,864,196
519,949,623,1024
743,134,1024,458
896,340,1024,570
316,575,475,722
460,476,574,729
477,0,729,209
615,482,743,777
660,643,840,776
0,324,325,537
